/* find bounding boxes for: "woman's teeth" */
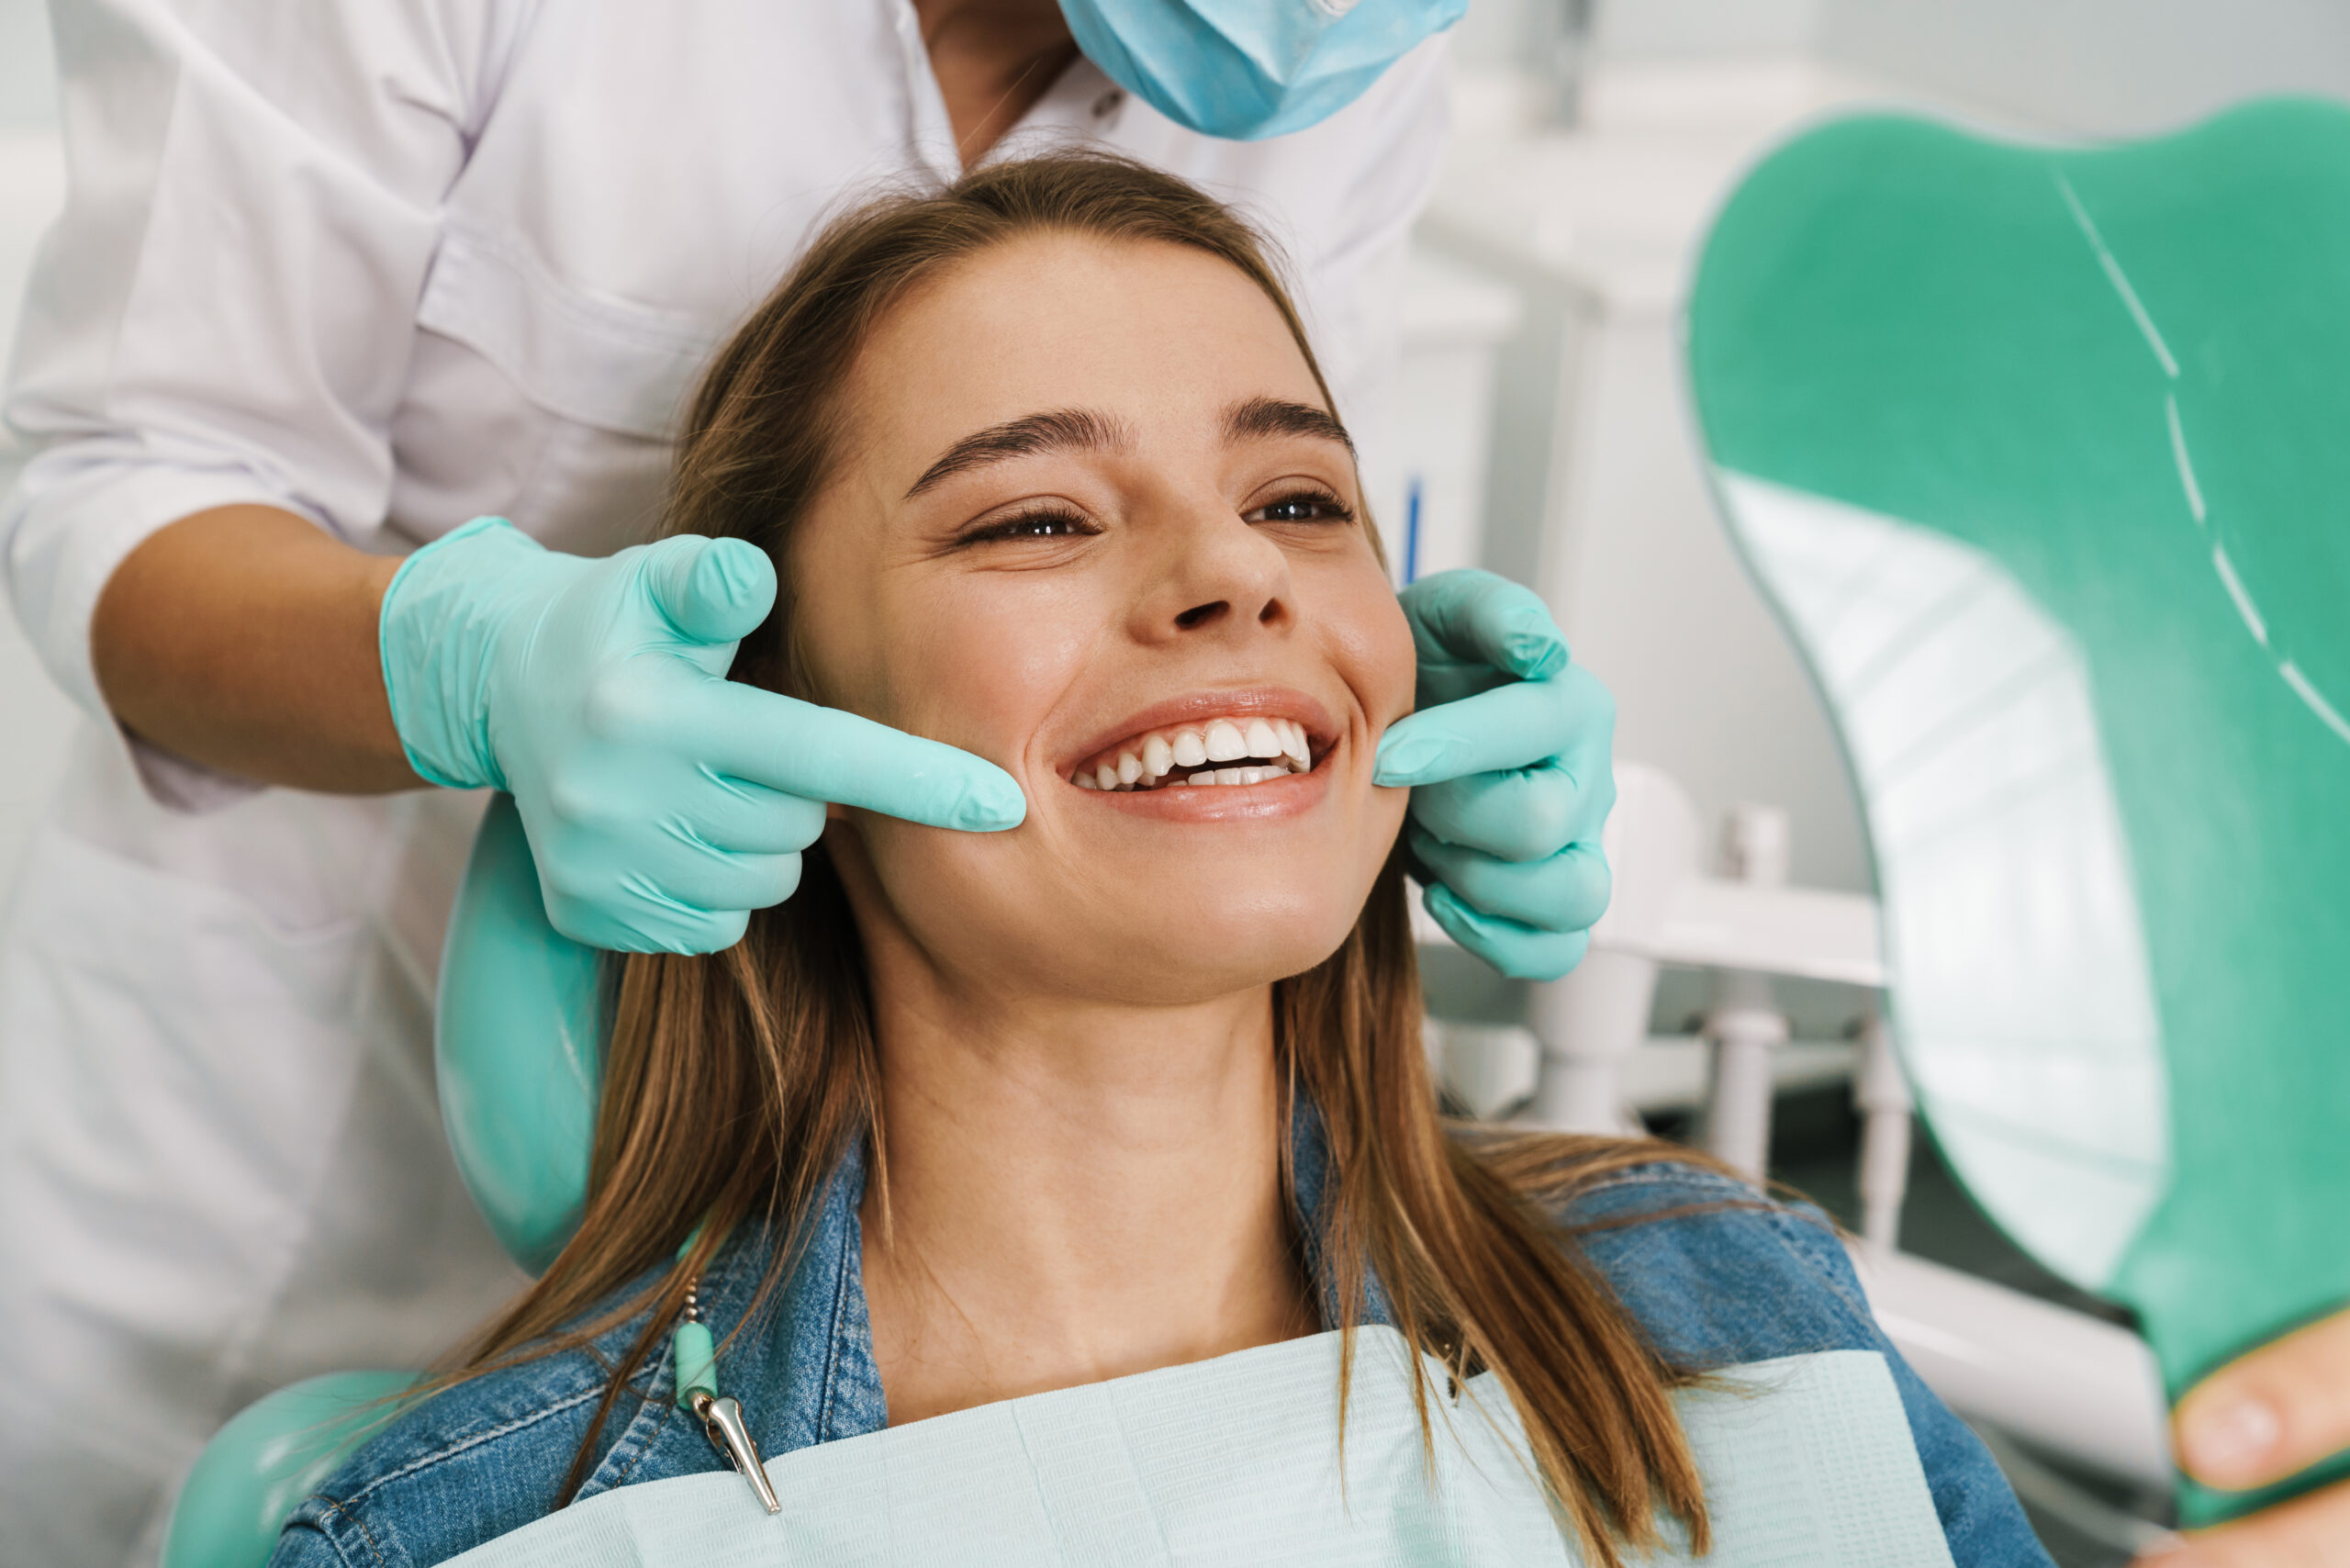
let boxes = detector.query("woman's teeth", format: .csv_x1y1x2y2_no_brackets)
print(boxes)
1072,716,1315,791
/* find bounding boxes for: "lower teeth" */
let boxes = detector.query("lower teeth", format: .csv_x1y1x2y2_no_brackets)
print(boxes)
1076,758,1304,791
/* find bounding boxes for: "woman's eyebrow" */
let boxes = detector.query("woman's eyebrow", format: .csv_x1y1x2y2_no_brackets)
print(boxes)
1224,396,1354,455
904,408,1133,498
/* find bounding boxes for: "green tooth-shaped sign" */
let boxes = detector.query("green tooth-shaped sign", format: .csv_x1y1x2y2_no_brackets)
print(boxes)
1688,97,2350,1523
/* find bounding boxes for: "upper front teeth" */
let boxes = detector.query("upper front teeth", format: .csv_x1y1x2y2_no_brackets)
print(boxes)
1073,716,1316,791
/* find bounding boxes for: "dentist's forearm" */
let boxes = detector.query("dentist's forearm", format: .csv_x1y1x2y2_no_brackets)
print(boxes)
91,504,422,793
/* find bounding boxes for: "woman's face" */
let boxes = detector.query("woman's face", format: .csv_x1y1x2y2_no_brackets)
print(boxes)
792,231,1414,1007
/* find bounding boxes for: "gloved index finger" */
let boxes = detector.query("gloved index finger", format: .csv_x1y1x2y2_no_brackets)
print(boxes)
1400,569,1569,682
1375,672,1600,789
699,686,1026,831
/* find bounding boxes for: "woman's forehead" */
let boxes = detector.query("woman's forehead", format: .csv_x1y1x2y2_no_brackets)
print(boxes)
844,233,1326,479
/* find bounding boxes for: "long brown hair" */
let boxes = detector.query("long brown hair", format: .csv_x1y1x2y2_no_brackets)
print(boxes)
455,152,1724,1565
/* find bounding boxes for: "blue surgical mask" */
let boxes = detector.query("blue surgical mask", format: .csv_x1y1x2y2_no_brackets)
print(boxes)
1058,0,1465,141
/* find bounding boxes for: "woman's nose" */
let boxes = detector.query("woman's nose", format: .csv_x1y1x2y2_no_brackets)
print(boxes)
1142,512,1294,643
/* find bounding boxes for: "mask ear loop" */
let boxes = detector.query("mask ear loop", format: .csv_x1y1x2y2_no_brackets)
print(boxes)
673,1234,783,1516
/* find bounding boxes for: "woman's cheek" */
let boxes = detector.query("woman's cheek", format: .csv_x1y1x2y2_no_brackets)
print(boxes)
894,580,1104,786
1327,563,1418,734
1377,596,1418,727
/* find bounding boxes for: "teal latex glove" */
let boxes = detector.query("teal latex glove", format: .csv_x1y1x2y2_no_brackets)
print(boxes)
379,516,1025,954
1380,570,1616,981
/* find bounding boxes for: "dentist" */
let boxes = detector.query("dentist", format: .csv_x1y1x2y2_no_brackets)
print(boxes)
0,3,1615,1563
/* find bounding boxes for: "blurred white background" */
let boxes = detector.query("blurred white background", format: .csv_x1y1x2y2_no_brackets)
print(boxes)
3,0,2348,903
0,0,67,897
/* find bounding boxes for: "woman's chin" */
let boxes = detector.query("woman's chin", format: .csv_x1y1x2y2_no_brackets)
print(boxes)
869,886,1361,1007
856,786,1406,1008
1018,895,1364,1005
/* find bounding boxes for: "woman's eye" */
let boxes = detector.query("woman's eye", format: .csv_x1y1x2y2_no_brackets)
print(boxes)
969,509,1093,542
1248,489,1355,526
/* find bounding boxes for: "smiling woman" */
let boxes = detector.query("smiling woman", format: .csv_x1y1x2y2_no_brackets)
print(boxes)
266,154,2050,1568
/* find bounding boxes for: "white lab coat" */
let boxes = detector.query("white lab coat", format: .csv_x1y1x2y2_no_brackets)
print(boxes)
0,3,1447,1562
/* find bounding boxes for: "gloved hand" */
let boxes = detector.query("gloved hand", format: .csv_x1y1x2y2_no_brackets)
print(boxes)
1377,570,1616,981
378,516,1024,954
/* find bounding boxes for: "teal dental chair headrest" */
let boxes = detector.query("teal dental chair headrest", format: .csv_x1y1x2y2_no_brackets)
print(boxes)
162,795,601,1568
436,792,605,1276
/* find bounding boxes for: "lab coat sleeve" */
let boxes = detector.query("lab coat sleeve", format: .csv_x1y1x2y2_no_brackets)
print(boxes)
0,0,524,730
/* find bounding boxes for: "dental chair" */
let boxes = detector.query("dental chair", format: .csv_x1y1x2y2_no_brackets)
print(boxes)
160,796,604,1568
1684,95,2350,1524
